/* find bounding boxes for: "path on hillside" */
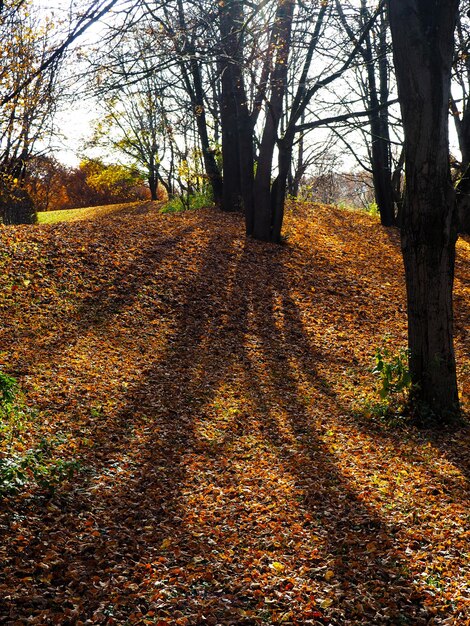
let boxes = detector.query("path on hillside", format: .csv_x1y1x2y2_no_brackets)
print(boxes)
0,203,469,625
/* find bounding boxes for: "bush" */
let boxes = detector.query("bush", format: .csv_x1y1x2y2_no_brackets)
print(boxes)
363,346,412,423
160,189,213,214
372,346,411,399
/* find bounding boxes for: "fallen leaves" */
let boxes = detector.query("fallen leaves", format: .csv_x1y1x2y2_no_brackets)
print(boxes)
0,200,468,624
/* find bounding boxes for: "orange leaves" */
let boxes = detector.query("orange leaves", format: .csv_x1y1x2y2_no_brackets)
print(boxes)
0,201,468,624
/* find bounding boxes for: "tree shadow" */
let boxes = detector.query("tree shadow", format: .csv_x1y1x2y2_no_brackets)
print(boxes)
0,215,467,624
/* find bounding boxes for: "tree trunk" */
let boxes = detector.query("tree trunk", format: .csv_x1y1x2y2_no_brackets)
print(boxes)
271,134,294,242
174,0,223,206
219,0,243,213
253,0,295,241
188,58,224,206
148,155,158,201
148,174,158,201
388,0,460,420
219,0,255,223
363,4,395,226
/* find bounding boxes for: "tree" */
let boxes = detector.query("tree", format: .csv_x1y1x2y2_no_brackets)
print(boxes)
218,0,254,223
215,0,387,241
0,1,61,223
25,155,69,212
451,1,470,233
90,32,172,201
388,0,461,420
65,158,148,208
336,0,398,226
150,0,224,205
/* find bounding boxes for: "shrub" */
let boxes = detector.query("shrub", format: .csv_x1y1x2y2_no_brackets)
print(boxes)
160,189,213,214
360,346,413,425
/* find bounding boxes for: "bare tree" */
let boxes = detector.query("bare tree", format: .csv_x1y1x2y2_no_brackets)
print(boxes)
388,0,461,420
451,1,470,233
335,0,398,226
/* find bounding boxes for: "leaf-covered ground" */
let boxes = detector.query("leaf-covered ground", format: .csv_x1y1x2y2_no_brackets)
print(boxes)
0,202,468,625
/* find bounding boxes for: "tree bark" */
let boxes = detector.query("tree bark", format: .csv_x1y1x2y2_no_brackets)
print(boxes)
148,174,158,201
174,0,223,206
368,9,395,226
388,0,460,420
253,0,295,242
219,0,244,213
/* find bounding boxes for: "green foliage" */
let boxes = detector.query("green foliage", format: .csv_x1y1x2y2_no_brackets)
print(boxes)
0,371,18,407
372,346,412,399
84,160,142,196
160,189,213,214
0,372,81,496
366,201,379,217
0,440,81,496
366,346,412,423
0,372,28,442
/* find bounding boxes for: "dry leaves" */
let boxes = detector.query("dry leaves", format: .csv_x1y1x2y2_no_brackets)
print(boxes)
0,201,468,625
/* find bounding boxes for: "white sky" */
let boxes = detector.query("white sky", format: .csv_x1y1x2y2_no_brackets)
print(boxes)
42,0,461,171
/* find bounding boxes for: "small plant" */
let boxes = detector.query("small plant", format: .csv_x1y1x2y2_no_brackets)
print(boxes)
363,346,413,423
160,189,213,214
0,372,81,496
0,371,18,409
0,371,30,441
372,346,411,399
0,438,82,496
366,201,379,217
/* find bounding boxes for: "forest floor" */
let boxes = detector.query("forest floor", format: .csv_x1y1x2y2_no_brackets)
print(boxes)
0,201,469,625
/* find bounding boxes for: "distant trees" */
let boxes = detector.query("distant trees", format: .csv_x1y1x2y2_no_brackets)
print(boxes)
0,0,126,223
87,24,173,201
0,1,61,223
389,0,461,420
26,157,149,212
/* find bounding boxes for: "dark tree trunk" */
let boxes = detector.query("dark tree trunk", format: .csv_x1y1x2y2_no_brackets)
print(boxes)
148,156,159,201
188,58,224,206
388,0,460,420
175,0,223,206
451,19,470,235
157,174,172,200
362,3,395,226
253,0,295,242
219,0,255,223
290,126,305,198
219,1,243,213
271,133,295,242
220,73,242,212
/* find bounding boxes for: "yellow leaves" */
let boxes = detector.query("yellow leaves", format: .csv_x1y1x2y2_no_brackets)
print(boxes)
0,202,468,624
160,538,172,550
269,561,286,573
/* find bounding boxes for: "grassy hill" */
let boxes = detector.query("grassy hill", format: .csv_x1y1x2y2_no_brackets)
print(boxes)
0,200,468,624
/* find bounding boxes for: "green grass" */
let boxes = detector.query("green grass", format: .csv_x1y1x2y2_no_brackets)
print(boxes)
37,201,144,224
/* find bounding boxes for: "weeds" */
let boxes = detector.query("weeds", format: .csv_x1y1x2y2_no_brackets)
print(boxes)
361,346,412,425
160,189,213,214
0,371,81,496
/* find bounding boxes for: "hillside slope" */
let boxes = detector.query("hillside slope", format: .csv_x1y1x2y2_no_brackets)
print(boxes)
0,202,468,625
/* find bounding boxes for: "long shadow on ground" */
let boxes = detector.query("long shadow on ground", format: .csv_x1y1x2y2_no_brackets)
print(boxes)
0,210,468,624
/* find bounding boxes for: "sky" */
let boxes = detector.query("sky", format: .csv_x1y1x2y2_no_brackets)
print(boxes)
42,0,461,172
